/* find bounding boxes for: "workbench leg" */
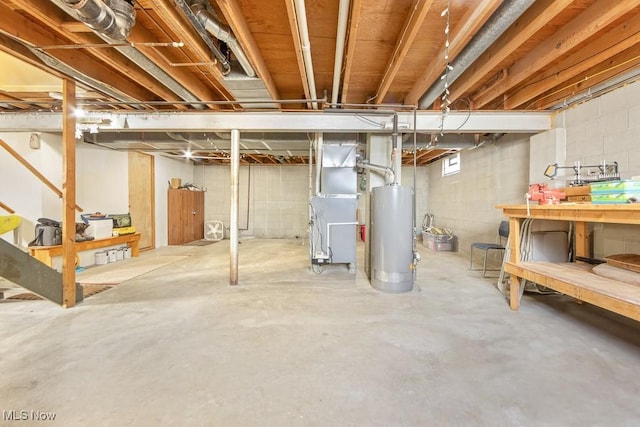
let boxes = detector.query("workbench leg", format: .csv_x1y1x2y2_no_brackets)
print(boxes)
510,275,522,310
130,241,139,257
574,221,589,259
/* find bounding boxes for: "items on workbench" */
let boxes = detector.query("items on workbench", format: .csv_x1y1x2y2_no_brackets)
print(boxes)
590,180,640,204
526,183,566,205
544,160,619,186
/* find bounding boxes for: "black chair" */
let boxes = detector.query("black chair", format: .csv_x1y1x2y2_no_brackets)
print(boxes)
469,221,509,277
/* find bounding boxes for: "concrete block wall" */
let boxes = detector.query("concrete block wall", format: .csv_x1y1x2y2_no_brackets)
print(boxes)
553,80,640,258
425,134,530,264
201,165,310,239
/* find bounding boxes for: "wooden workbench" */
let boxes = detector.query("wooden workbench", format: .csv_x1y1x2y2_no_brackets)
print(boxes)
497,204,640,321
29,233,140,267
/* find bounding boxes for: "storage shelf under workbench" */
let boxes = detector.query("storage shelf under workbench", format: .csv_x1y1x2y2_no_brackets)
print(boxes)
497,203,640,322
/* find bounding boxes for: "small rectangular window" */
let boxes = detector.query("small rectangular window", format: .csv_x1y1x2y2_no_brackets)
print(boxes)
442,152,460,176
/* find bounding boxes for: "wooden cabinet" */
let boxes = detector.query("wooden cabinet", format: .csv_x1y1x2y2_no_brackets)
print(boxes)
168,189,204,245
498,204,640,322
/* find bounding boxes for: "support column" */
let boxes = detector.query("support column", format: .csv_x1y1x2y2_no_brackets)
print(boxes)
62,79,77,307
230,129,239,286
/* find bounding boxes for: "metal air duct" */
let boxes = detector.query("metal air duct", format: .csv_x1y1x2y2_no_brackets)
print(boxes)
188,0,256,78
418,0,535,109
61,0,135,41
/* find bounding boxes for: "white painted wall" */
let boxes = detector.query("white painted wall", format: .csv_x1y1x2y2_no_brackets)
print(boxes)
1,132,196,260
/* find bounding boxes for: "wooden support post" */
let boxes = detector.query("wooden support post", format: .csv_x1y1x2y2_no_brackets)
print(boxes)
508,217,522,310
62,80,77,308
574,221,589,259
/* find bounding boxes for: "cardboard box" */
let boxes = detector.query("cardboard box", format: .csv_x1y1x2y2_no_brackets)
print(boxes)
86,218,113,239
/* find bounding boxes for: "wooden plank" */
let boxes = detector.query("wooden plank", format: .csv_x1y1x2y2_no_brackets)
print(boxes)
374,0,434,104
574,221,589,259
340,0,362,104
448,0,573,104
128,152,155,251
285,0,311,105
29,233,141,267
0,138,83,212
0,201,15,214
473,0,640,108
505,10,640,109
62,79,76,308
0,2,155,103
505,261,640,321
216,0,282,102
405,0,501,106
497,204,640,225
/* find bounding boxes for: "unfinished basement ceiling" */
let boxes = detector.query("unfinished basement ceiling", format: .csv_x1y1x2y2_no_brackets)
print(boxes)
1,0,639,164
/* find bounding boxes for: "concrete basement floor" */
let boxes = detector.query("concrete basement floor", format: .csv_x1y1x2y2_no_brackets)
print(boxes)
1,238,640,426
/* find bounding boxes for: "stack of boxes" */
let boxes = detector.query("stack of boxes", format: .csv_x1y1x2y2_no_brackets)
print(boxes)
591,180,640,204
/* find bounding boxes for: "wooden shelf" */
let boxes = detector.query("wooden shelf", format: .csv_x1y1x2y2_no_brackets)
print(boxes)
499,203,640,322
505,261,640,321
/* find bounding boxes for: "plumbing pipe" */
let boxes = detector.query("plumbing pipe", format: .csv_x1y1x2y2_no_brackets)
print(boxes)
61,0,135,41
331,0,350,106
392,113,400,185
230,129,239,286
294,0,318,109
356,159,395,186
188,0,256,77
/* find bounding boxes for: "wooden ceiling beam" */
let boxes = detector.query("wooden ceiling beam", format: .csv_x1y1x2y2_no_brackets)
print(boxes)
0,3,157,102
473,0,640,108
8,0,184,105
284,0,311,104
340,0,362,104
0,91,30,110
144,0,232,98
404,0,502,106
216,0,281,102
448,0,574,106
534,43,640,110
373,0,434,105
505,11,640,109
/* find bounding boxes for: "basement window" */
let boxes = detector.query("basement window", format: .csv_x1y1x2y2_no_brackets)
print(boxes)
442,152,460,176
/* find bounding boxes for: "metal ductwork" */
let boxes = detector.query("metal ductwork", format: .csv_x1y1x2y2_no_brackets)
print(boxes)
401,133,505,150
188,0,255,78
61,0,135,41
418,0,535,109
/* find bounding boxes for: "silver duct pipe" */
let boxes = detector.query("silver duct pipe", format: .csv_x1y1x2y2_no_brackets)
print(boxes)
331,0,350,106
418,0,535,109
174,0,231,74
357,159,395,186
29,46,142,107
61,0,135,41
188,0,256,77
294,0,319,109
52,0,204,109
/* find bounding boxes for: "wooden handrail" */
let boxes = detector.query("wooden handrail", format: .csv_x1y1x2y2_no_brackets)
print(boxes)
0,201,15,214
0,138,83,212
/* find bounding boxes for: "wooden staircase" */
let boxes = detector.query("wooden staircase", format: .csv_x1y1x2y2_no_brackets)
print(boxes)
0,239,83,305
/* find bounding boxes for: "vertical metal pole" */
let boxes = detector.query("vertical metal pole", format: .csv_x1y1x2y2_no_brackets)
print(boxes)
62,79,77,308
230,129,239,286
